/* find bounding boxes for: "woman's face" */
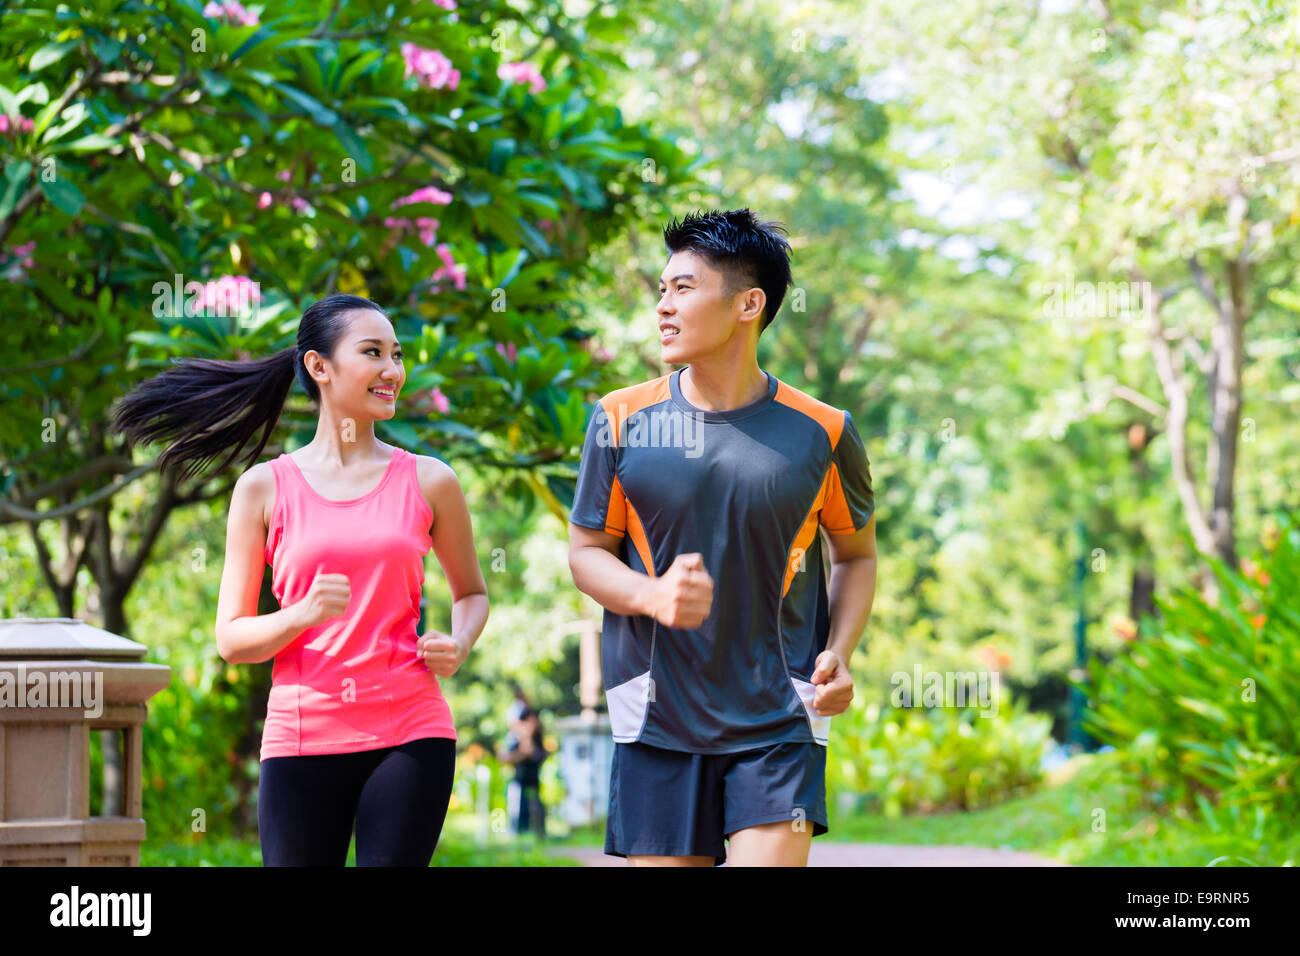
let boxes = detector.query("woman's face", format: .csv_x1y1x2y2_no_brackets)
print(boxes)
307,308,405,421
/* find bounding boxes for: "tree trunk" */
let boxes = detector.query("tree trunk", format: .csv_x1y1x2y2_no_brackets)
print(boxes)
1130,566,1156,623
1206,254,1247,571
1144,252,1249,594
1126,421,1159,625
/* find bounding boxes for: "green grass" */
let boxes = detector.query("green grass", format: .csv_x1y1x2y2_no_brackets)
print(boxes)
537,822,605,847
140,808,586,867
827,749,1299,866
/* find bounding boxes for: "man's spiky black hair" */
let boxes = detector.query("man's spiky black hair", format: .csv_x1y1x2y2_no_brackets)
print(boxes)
662,208,794,334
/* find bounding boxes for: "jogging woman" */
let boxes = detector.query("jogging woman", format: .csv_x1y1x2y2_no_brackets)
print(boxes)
110,293,489,866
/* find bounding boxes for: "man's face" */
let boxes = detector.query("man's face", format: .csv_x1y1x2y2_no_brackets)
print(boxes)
657,251,755,365
309,308,406,419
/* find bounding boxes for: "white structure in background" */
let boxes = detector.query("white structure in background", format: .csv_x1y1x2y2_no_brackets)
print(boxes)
555,615,613,827
555,713,613,826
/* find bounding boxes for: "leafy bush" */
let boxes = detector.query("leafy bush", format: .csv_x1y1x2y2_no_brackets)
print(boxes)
141,639,262,842
1081,519,1300,822
827,691,1052,816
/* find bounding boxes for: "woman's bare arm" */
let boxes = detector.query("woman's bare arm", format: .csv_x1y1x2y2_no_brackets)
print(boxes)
420,458,489,659
214,464,308,664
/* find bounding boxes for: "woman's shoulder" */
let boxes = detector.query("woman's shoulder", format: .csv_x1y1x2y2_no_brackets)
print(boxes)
411,452,460,486
237,460,277,528
410,453,462,519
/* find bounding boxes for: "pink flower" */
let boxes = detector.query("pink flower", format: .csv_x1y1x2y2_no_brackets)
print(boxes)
198,275,262,312
497,61,546,94
414,217,440,247
494,341,518,363
429,386,451,414
429,243,467,292
0,240,35,281
203,1,258,26
401,43,460,90
385,189,451,247
383,215,440,247
275,169,292,182
393,186,453,208
258,192,272,209
595,346,613,362
425,0,457,9
0,114,34,136
290,196,310,214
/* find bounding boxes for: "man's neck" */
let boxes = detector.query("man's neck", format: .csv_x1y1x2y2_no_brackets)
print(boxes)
680,358,768,412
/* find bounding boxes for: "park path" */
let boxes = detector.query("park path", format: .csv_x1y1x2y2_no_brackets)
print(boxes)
548,842,1067,866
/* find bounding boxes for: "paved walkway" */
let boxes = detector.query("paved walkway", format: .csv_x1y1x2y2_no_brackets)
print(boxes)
549,842,1067,866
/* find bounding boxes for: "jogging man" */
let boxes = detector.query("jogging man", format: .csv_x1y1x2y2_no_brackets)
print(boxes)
567,208,878,866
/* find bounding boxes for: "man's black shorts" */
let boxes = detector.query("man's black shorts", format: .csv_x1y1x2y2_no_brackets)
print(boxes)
604,739,828,865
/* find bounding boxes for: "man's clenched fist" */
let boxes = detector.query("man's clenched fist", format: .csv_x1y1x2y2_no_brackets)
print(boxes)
646,552,714,628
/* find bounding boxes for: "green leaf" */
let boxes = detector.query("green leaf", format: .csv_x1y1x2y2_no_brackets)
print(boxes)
91,36,123,65
543,106,562,140
515,216,551,256
272,82,338,125
0,160,32,222
30,271,87,317
332,121,373,173
487,137,516,175
380,419,427,452
16,83,50,107
277,37,332,51
560,130,615,147
30,40,79,72
200,69,232,97
516,190,560,213
47,132,118,153
39,175,83,216
0,84,16,116
293,46,327,97
127,330,188,350
494,248,530,288
336,49,386,93
553,161,580,194
230,26,276,61
426,419,481,441
231,91,270,132
340,96,409,119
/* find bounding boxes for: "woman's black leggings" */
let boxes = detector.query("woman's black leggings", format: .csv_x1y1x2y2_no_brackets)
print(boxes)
258,737,456,866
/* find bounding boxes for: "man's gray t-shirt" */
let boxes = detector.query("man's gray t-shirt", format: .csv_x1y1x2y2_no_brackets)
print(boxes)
570,367,875,754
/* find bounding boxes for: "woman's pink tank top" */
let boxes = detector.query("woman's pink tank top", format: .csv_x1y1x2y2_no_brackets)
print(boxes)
259,446,457,759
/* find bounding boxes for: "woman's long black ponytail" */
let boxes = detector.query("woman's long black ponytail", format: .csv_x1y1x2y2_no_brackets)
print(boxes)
109,293,388,481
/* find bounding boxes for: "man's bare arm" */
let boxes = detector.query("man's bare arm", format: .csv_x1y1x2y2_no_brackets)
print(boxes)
567,523,655,617
567,523,713,628
823,512,878,668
